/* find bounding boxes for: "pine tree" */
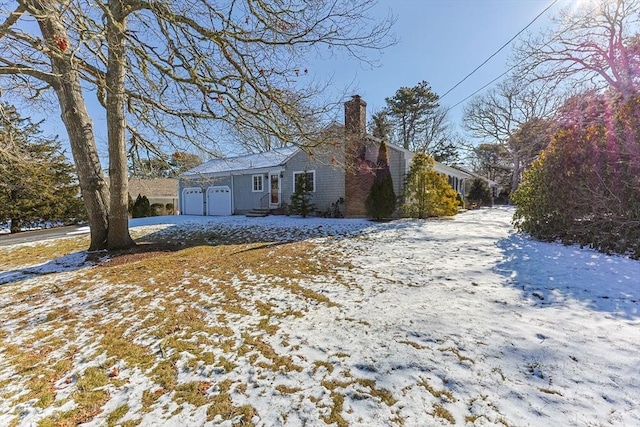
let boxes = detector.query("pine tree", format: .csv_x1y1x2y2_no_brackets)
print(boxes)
366,141,396,219
401,153,458,219
132,194,152,218
290,171,315,218
0,105,85,233
467,178,493,207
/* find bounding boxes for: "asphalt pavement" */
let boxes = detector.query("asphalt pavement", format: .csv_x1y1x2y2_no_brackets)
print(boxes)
0,225,90,247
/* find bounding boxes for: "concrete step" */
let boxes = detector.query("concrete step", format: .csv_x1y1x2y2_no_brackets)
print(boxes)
246,208,270,217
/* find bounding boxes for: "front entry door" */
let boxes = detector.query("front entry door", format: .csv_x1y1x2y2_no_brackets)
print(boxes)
269,173,280,208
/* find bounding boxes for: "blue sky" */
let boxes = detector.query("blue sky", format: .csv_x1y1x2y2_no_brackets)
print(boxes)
33,0,575,159
307,0,574,131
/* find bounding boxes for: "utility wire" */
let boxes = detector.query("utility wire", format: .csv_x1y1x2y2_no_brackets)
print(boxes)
440,0,560,100
448,64,516,110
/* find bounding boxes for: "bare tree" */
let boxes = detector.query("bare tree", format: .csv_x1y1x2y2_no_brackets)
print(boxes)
516,0,640,99
470,143,512,185
463,78,558,192
419,106,460,163
0,0,395,250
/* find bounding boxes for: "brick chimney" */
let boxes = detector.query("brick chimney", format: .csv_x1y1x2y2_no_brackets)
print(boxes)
344,95,367,139
344,95,372,217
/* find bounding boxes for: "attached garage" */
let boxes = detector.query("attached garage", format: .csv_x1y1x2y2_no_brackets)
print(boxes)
207,186,232,216
182,187,204,215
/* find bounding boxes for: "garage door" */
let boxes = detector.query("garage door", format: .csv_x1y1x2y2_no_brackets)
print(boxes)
182,187,203,215
207,186,232,216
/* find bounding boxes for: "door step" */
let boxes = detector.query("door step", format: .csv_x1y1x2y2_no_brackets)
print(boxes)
246,208,270,217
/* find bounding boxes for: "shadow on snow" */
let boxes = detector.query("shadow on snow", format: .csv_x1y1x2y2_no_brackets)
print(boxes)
495,232,640,320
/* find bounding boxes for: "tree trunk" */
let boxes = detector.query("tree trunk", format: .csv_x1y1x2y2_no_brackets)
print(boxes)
105,0,135,250
511,157,521,193
33,2,110,251
10,218,21,234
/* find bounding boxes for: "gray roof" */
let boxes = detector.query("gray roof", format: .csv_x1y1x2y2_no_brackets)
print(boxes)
106,178,178,197
182,146,299,176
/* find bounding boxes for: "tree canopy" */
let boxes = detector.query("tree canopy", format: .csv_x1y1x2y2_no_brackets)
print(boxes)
0,0,395,250
516,0,640,100
0,104,85,232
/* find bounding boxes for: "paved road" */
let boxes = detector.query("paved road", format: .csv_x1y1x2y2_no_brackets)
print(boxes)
0,225,90,247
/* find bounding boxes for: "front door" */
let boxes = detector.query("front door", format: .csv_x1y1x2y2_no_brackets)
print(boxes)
269,173,280,208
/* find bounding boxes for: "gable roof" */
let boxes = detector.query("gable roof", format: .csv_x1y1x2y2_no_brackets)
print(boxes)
105,178,178,197
182,146,299,176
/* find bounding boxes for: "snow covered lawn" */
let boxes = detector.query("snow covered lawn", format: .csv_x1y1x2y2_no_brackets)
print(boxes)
0,208,638,426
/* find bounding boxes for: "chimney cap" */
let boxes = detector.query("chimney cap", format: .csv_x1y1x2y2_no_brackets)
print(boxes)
349,94,366,104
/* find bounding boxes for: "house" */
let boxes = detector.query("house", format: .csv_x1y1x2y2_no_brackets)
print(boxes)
106,178,179,214
178,96,474,217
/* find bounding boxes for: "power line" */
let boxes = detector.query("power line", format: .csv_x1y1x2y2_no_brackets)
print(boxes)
440,0,560,101
448,64,516,111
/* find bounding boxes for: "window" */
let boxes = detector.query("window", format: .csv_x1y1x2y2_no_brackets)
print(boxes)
293,170,315,193
252,175,264,192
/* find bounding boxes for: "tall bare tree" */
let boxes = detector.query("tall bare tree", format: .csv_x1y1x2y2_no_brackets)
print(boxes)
0,0,395,250
516,0,640,99
463,78,557,192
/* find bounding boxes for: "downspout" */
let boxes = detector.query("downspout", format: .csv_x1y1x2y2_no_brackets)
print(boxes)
230,174,235,215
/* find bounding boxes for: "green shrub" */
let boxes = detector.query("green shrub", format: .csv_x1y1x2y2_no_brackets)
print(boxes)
467,178,493,207
289,171,315,218
150,203,165,216
366,141,396,219
401,153,458,218
132,194,152,218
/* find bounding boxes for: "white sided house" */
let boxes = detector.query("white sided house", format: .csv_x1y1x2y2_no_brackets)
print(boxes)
178,96,476,217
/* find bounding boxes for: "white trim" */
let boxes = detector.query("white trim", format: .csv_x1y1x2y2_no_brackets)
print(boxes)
292,170,316,193
251,174,264,192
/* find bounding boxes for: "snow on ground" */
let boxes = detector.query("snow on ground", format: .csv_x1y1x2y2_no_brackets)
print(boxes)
0,208,639,426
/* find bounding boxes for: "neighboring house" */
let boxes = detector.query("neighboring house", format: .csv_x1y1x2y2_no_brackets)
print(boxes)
106,178,179,213
178,96,474,217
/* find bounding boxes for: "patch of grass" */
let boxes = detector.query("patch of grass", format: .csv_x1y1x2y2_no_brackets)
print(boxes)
275,384,302,394
312,360,335,374
492,366,506,381
256,317,279,335
398,340,425,349
323,391,347,427
76,366,108,391
538,387,563,396
101,326,155,370
353,378,396,406
344,317,371,326
417,377,455,402
205,380,256,423
432,403,455,424
440,346,475,364
151,360,178,391
141,388,165,412
217,356,237,373
1,228,355,424
0,236,88,270
40,382,110,426
106,404,129,427
174,381,211,407
240,333,302,373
